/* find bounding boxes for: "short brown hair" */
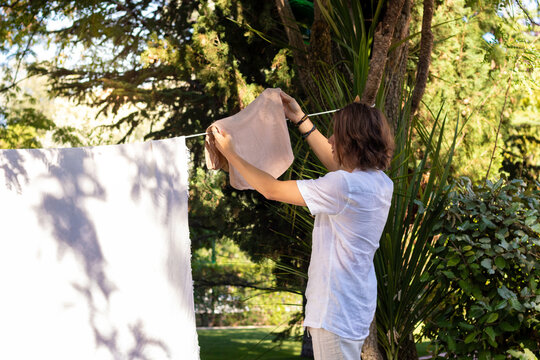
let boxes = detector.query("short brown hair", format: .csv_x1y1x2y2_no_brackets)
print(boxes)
333,102,394,171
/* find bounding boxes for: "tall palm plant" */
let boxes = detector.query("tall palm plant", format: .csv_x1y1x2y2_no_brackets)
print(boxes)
376,97,458,359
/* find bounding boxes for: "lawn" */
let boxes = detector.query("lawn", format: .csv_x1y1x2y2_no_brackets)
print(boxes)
197,327,432,359
198,327,303,360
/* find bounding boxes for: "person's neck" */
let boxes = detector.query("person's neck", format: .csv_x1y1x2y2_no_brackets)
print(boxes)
339,165,356,173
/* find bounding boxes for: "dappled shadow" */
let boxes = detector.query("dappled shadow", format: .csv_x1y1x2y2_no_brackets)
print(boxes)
128,321,171,360
38,147,113,299
0,148,45,193
117,140,193,312
0,138,197,358
74,284,171,359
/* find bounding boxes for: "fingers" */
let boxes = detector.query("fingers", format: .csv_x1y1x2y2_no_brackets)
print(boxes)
210,126,232,155
213,127,228,141
280,90,293,104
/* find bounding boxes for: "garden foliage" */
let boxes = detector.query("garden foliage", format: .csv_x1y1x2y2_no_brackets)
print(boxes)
425,178,540,358
191,239,301,327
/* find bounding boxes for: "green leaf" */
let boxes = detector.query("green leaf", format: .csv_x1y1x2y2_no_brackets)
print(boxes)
486,312,499,323
442,270,456,279
525,216,537,226
484,326,496,343
495,256,506,269
459,321,476,330
447,256,461,266
420,271,430,282
479,350,492,360
464,331,477,343
465,250,476,257
494,300,507,310
459,279,472,294
499,321,518,332
507,348,538,359
520,287,530,297
509,298,525,312
497,286,516,300
482,217,497,229
470,305,484,319
495,229,507,241
481,258,493,270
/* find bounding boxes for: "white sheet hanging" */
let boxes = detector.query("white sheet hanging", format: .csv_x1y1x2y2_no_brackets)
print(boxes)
0,137,199,360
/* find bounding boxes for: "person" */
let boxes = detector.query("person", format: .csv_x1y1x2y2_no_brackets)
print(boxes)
212,90,395,360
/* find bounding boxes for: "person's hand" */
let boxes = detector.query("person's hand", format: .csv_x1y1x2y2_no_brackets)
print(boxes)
280,90,304,124
212,127,235,158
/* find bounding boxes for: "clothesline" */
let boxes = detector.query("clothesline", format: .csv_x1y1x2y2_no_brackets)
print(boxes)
184,109,339,139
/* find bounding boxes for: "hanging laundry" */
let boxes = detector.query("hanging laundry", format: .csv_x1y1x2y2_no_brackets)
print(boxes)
205,88,294,190
0,138,199,360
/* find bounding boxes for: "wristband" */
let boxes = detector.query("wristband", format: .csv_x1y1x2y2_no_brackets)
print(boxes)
301,124,316,139
296,114,309,127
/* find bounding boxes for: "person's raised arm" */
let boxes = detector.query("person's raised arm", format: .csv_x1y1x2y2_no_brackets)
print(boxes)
212,127,306,207
280,91,339,172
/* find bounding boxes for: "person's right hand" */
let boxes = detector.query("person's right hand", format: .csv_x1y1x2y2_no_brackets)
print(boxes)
212,126,235,158
280,90,304,124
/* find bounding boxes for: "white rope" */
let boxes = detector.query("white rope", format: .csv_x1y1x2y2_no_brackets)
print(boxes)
184,109,339,139
184,131,211,139
305,109,339,117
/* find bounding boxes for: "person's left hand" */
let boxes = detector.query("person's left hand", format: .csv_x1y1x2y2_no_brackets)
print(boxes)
212,127,235,158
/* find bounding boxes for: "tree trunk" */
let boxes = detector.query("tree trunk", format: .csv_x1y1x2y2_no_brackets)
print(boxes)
383,0,412,132
307,0,333,103
274,0,310,93
361,314,385,360
410,0,435,116
275,0,333,99
362,0,407,106
398,334,419,360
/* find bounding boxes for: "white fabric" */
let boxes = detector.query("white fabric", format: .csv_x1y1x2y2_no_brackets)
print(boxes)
309,327,364,360
297,169,393,340
0,138,199,360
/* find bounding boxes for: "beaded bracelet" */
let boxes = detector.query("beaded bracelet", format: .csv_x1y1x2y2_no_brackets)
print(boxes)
301,124,317,140
296,114,309,127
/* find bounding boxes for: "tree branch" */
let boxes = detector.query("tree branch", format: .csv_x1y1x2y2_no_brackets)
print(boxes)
0,74,33,93
410,0,434,115
516,0,540,27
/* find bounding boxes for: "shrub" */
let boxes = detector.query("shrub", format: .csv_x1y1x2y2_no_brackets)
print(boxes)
424,178,540,359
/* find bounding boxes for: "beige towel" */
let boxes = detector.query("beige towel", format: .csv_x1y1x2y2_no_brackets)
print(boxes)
205,88,294,190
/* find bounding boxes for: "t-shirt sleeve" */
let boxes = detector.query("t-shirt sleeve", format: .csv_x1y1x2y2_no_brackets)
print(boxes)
296,171,349,216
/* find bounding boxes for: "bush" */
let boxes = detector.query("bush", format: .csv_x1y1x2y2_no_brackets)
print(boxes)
424,178,540,359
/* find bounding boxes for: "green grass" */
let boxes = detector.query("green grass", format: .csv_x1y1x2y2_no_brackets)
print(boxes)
197,327,303,360
197,327,432,359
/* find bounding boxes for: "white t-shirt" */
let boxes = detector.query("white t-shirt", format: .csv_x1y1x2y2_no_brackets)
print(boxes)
296,169,393,340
